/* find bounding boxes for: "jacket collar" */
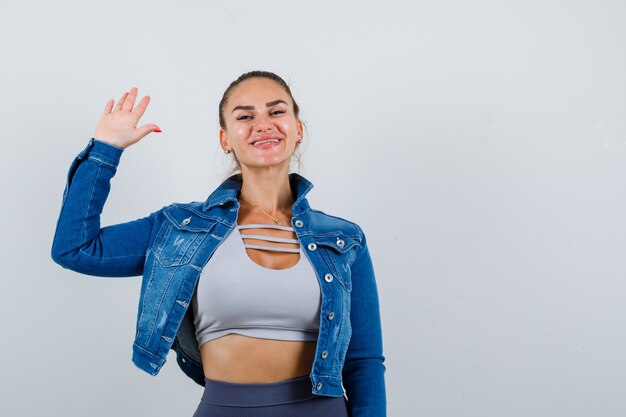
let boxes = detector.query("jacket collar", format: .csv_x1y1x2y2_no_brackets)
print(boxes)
202,172,313,215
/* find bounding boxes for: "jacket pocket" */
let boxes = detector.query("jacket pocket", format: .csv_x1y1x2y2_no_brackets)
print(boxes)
313,232,360,292
151,206,216,267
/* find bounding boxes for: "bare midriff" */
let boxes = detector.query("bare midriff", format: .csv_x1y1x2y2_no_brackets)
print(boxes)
199,335,318,383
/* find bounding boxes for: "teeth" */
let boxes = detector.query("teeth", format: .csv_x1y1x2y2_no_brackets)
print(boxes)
253,139,280,145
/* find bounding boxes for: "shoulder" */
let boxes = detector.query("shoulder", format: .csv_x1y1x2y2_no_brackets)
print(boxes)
170,201,206,213
151,201,205,218
305,208,364,240
154,201,227,230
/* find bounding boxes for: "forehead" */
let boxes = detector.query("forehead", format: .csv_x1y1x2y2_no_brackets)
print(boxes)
228,78,291,108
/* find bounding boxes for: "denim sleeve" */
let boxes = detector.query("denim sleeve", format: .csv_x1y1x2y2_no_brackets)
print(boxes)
342,225,387,417
51,138,161,277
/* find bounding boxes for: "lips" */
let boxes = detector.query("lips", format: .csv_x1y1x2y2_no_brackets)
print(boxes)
249,135,283,146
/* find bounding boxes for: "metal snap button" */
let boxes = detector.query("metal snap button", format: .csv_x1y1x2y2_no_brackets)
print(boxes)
294,219,304,228
181,358,186,363
327,311,335,320
321,350,329,359
336,238,345,248
307,242,317,251
181,217,192,226
316,382,323,390
324,273,333,283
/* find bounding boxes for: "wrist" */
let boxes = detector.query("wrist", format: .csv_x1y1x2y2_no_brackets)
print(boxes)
92,128,127,149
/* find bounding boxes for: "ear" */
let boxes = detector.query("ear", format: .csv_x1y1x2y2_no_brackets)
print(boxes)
219,128,229,150
296,119,303,141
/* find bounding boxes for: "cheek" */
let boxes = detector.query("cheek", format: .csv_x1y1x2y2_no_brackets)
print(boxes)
232,125,250,142
278,121,297,136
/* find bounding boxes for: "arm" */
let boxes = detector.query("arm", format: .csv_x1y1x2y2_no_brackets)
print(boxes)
51,87,162,277
342,226,387,417
51,138,161,277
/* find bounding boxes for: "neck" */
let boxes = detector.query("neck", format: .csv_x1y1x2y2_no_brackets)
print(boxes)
238,164,295,215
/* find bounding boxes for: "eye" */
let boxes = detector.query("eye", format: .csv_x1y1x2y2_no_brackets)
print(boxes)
271,110,286,116
236,115,252,120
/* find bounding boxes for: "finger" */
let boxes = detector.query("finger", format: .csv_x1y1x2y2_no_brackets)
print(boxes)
137,123,161,139
132,95,150,119
122,86,138,112
102,99,114,116
115,91,129,111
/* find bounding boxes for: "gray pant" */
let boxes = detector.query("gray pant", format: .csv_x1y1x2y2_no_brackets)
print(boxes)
192,375,350,417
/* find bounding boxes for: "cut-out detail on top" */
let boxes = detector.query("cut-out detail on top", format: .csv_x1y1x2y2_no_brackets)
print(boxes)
237,223,301,254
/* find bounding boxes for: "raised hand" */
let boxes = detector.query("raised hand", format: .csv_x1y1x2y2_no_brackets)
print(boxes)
93,87,161,149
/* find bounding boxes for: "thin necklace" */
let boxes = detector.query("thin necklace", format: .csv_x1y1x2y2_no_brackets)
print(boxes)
239,198,284,225
256,206,282,225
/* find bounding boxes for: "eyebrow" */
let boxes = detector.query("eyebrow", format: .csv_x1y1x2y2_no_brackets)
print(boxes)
232,99,288,113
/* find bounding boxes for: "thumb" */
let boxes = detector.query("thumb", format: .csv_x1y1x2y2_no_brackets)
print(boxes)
138,124,162,139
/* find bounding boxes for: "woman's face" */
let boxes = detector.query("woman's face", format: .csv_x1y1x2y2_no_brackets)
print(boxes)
219,77,303,171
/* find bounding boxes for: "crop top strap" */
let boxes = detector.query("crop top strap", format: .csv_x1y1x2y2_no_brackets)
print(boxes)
237,223,300,253
239,234,300,244
237,223,295,232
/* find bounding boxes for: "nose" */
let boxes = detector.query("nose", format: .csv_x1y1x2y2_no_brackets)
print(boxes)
254,113,275,132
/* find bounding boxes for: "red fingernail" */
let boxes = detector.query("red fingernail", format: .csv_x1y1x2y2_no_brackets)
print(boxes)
154,129,162,133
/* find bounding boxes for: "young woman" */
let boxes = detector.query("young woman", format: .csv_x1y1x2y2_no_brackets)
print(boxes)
51,71,386,417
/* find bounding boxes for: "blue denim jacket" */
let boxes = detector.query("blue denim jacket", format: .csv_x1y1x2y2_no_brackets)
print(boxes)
51,138,386,416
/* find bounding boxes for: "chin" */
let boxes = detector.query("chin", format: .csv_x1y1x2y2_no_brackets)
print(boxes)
251,159,291,170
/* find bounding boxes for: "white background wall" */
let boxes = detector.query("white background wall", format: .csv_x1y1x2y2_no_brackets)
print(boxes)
1,1,625,416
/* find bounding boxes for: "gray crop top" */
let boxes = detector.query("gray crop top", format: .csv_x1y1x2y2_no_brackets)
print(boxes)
191,223,321,347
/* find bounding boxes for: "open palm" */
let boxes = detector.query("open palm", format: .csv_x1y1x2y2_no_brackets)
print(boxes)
93,87,160,149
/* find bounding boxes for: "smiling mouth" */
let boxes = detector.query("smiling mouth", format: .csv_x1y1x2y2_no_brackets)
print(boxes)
250,138,282,146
